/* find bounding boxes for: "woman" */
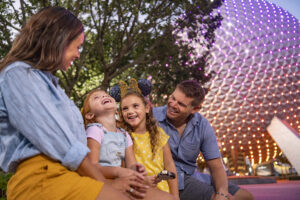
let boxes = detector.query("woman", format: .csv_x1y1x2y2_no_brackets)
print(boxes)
0,6,144,200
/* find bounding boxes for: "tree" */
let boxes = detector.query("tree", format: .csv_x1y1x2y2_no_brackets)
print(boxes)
0,0,224,106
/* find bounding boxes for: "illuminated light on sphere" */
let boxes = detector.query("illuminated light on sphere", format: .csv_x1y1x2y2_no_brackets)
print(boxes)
199,0,300,166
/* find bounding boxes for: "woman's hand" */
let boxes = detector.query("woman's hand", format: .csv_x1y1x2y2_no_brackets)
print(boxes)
110,175,149,199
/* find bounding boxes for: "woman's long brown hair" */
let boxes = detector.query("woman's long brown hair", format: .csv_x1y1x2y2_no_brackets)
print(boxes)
0,6,83,72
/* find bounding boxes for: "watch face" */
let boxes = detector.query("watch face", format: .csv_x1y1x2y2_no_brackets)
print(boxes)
157,170,176,180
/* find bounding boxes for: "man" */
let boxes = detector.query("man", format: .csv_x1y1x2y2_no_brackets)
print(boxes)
153,80,253,200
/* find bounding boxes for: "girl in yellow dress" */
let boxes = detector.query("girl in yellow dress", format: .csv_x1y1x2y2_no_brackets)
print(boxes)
115,79,179,200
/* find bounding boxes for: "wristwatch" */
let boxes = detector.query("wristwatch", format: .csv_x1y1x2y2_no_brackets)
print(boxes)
157,170,176,180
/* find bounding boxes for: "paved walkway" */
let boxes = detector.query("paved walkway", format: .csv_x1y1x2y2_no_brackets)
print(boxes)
240,180,300,200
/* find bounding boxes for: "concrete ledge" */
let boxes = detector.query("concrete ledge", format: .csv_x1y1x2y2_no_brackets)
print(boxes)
228,176,277,185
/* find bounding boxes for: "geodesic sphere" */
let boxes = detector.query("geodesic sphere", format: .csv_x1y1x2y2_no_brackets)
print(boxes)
200,0,299,166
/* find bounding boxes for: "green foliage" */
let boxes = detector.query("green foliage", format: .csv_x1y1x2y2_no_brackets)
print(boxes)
0,172,12,200
0,0,224,193
0,0,224,107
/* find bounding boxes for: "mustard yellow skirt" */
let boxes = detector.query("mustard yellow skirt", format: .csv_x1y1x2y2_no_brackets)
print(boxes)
7,154,103,200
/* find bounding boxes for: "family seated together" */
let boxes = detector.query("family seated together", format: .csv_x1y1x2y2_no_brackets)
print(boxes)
0,6,253,200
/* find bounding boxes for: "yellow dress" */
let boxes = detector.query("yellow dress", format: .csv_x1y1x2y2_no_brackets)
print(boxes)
131,127,170,193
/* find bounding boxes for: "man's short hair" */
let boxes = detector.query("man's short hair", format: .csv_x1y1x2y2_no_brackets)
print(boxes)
176,80,206,107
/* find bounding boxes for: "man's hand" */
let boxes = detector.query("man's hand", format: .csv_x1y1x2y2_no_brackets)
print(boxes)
211,192,234,200
206,158,230,200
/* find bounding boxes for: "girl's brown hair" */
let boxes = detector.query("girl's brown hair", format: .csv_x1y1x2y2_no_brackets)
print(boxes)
81,88,105,127
118,91,159,158
0,6,83,72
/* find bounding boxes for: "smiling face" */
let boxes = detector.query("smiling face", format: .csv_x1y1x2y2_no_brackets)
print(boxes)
88,90,117,118
167,88,199,124
61,32,84,71
120,94,150,133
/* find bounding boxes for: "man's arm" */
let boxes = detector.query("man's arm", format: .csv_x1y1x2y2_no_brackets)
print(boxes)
206,158,230,199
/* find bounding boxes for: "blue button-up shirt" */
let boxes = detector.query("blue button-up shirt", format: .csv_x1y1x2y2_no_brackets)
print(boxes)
153,106,220,190
0,61,89,173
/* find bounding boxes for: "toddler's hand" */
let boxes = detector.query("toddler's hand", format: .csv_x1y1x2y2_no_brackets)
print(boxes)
133,163,147,176
144,175,161,187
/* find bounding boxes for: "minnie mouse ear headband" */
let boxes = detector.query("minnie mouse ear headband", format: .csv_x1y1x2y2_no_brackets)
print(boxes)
109,78,152,102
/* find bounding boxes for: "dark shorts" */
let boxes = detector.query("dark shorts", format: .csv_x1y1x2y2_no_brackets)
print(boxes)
228,181,240,195
179,175,240,200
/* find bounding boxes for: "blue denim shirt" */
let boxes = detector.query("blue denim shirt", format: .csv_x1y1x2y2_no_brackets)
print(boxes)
0,61,89,173
153,106,220,190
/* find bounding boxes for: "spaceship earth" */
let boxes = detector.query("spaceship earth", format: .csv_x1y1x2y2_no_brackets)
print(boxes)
199,0,299,168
